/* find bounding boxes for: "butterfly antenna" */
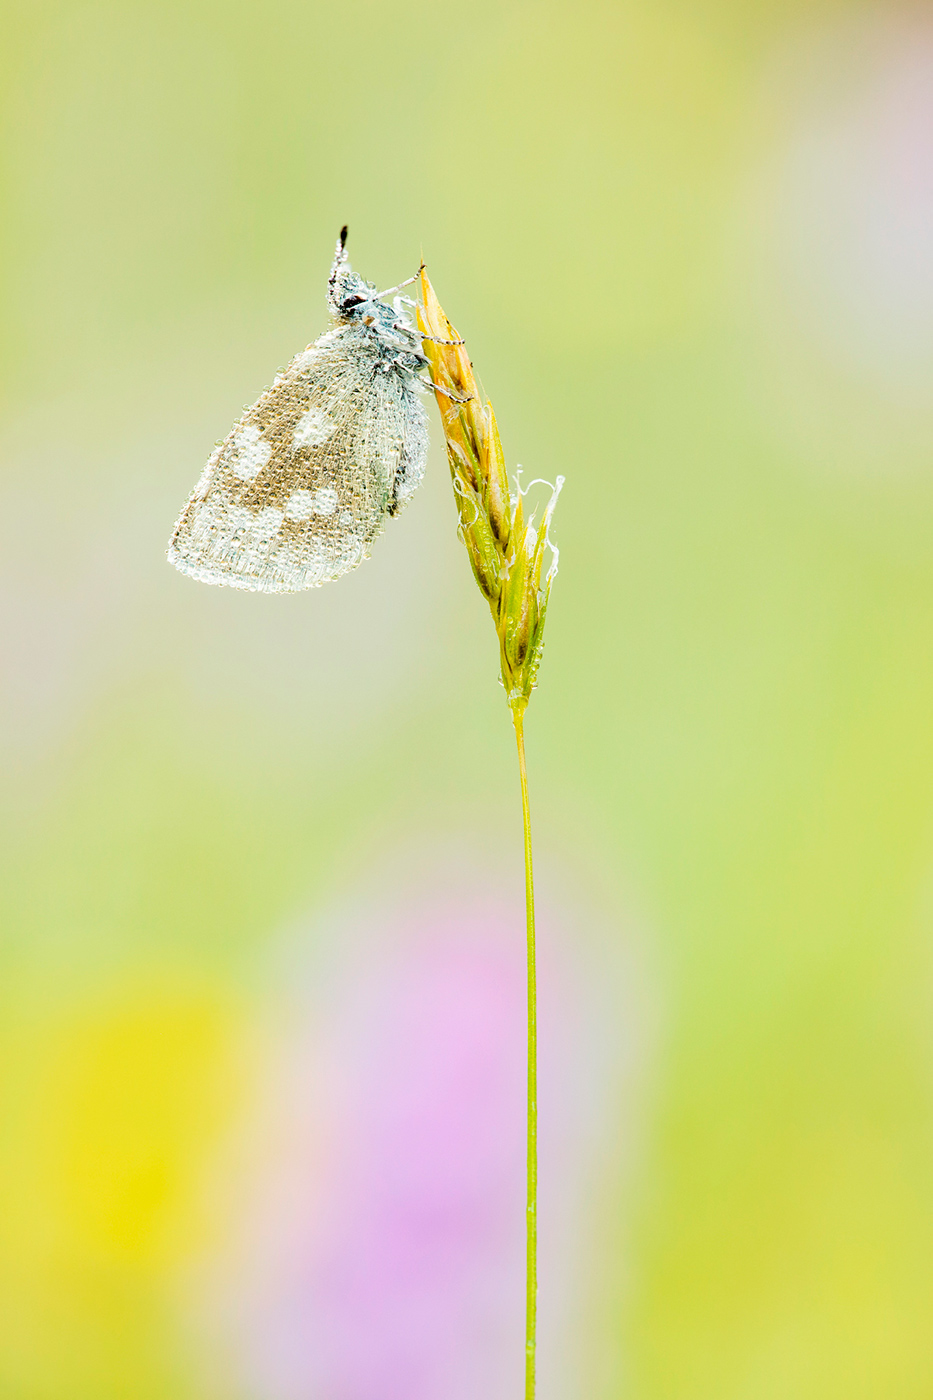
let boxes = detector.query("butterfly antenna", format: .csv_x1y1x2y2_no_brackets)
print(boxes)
329,225,349,295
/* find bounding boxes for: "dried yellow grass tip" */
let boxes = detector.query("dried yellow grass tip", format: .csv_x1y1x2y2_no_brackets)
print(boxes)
418,270,563,715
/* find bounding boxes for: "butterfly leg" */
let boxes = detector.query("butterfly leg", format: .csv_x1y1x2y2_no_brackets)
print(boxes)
386,348,473,403
378,273,421,299
394,294,466,345
422,375,473,403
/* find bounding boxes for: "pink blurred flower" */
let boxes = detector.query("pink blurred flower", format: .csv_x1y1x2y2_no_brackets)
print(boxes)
197,873,625,1400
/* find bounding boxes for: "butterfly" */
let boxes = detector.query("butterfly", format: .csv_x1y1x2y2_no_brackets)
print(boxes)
168,227,447,593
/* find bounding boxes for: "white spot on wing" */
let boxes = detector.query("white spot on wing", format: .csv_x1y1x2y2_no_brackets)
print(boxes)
285,487,339,520
229,424,272,481
293,408,336,449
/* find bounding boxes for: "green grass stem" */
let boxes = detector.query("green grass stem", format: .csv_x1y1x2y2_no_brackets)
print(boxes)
514,706,537,1400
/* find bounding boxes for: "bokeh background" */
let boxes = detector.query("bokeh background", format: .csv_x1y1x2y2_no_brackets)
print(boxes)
3,1,933,1396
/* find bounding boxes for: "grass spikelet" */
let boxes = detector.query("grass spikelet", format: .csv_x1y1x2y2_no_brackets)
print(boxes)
417,270,563,717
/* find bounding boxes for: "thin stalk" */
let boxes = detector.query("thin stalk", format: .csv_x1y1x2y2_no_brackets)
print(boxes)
513,705,537,1400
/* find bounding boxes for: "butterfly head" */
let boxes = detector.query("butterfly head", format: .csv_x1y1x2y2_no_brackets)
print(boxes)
327,226,405,339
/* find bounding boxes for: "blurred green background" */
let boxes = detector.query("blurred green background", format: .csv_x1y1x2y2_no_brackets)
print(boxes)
3,1,933,1396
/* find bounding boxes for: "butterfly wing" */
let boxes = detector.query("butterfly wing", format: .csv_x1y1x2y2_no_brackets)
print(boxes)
168,328,425,592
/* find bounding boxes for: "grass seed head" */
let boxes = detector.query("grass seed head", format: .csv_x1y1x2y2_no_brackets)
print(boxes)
418,270,563,715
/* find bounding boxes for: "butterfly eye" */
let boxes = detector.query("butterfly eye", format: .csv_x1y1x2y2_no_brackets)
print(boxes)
341,293,367,310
